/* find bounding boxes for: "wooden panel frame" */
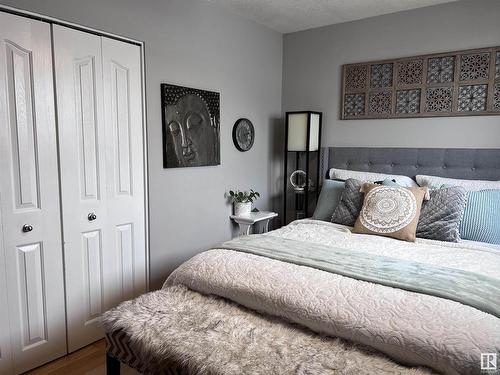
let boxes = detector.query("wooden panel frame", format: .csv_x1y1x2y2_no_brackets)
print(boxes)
341,45,500,119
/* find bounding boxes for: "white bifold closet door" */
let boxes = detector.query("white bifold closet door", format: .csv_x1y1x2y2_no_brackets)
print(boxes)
0,12,66,374
53,25,146,352
0,213,10,375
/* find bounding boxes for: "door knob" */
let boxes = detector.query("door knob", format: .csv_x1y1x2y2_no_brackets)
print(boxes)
22,224,33,233
88,213,97,221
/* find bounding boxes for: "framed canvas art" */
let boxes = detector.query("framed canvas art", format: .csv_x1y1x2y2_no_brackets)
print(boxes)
161,83,220,168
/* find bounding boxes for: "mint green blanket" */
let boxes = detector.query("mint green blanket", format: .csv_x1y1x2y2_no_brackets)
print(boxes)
221,235,500,319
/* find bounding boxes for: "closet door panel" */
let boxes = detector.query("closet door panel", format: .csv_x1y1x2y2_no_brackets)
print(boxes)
0,12,66,373
54,25,146,353
102,37,146,307
0,207,12,375
53,25,110,352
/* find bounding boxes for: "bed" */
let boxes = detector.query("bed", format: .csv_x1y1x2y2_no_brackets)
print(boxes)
103,147,500,375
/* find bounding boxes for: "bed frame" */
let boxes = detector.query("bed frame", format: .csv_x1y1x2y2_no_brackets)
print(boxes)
106,146,500,374
320,147,500,182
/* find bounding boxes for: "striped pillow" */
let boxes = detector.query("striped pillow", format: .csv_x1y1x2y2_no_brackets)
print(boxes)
459,190,500,245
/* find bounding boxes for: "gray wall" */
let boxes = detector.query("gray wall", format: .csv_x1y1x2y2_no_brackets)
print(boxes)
0,0,283,289
5,0,500,289
283,0,500,148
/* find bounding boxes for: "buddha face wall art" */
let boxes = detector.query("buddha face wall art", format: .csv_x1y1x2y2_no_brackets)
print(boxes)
161,84,220,168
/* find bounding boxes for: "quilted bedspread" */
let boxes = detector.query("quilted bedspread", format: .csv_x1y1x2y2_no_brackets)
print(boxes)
166,220,500,375
219,234,500,318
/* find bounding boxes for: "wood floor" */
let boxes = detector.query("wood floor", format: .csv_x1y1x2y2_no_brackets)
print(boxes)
24,340,139,375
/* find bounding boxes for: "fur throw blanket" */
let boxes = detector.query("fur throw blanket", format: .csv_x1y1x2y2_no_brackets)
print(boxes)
103,285,433,375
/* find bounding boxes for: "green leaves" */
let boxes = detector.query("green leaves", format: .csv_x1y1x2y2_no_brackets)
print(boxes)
224,189,261,203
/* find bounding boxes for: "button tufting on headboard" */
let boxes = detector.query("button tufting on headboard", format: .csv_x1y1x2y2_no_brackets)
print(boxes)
327,147,500,181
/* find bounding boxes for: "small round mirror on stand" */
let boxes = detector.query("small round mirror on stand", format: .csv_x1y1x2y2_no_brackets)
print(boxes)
290,169,316,192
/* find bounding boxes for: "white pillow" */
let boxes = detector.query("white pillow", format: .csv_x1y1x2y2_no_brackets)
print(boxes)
329,168,418,187
416,175,500,191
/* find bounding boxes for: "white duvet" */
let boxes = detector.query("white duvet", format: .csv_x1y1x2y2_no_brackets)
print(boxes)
166,220,500,375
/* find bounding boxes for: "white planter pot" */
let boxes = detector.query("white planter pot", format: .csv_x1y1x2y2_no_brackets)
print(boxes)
234,202,251,216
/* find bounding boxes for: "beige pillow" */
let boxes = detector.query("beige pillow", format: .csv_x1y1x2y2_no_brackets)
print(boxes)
353,184,429,242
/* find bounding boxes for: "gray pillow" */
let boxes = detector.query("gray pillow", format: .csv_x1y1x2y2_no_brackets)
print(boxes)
312,180,345,221
331,179,364,226
416,186,467,242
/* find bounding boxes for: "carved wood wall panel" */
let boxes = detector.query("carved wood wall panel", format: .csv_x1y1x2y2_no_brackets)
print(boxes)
341,46,500,119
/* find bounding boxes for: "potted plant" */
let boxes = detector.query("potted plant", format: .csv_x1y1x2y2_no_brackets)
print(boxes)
225,189,260,216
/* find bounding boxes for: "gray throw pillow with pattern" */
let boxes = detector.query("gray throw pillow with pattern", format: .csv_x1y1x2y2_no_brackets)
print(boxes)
416,186,467,242
331,179,364,227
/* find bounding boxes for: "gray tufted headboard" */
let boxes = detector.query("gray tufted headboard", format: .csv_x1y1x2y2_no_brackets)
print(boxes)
321,147,500,182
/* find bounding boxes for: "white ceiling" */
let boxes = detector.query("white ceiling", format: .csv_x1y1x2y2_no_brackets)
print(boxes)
207,0,461,33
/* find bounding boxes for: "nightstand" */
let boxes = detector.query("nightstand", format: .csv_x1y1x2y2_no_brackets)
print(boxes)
230,211,278,236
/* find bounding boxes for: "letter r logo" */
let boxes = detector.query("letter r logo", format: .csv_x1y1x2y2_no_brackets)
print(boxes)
481,353,497,370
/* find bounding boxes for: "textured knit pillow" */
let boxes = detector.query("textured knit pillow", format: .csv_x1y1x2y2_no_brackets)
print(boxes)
459,190,500,245
416,186,467,242
331,179,364,226
353,184,429,242
330,168,418,187
312,180,345,221
416,175,500,191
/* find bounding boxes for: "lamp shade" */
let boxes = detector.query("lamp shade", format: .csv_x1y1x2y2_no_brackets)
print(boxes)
287,112,320,152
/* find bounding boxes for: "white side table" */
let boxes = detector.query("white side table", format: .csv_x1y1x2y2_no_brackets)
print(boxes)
230,211,278,236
